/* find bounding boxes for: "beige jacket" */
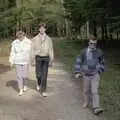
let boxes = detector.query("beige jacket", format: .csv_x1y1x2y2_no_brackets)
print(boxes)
31,33,54,63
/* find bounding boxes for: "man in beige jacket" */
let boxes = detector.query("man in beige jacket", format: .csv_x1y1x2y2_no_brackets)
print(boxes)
31,22,54,97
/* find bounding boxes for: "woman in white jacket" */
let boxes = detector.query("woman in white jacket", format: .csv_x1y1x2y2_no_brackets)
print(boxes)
9,31,31,96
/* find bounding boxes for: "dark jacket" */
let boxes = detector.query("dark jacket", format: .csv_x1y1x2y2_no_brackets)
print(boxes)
74,48,104,75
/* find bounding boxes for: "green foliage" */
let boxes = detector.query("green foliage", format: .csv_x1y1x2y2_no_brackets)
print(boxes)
63,0,120,33
0,0,65,37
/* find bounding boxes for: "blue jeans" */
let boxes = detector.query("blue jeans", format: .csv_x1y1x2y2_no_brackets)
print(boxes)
35,55,49,92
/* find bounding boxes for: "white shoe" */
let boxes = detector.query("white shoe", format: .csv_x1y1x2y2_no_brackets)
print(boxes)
42,92,47,97
23,86,27,92
18,89,23,96
93,107,104,115
36,85,40,91
83,102,88,108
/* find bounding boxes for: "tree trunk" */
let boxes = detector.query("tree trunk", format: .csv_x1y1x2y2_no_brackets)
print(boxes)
117,32,119,40
93,21,97,37
16,0,22,31
86,21,89,39
65,19,69,37
104,25,108,40
101,25,104,40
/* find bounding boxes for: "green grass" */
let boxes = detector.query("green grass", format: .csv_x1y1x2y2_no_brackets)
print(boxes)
100,50,120,120
0,40,11,57
54,39,120,120
54,39,84,72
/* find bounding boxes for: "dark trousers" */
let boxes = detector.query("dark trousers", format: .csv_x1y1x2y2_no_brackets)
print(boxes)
35,55,49,92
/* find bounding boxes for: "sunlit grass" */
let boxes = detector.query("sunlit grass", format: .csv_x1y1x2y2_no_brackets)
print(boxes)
0,40,11,57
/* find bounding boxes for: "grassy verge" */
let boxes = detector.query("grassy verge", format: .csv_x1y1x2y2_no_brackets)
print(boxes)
53,39,84,72
0,40,11,57
54,39,120,120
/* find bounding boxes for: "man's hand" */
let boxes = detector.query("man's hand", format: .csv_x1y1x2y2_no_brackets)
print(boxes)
74,73,83,79
9,63,14,69
31,59,35,66
49,61,53,67
31,58,35,66
31,63,35,66
75,74,80,79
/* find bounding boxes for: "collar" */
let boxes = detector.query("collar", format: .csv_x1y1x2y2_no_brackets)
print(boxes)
17,37,26,42
39,33,46,37
38,33,46,41
87,47,96,52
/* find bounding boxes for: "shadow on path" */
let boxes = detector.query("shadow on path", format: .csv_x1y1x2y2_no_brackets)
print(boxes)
0,64,10,74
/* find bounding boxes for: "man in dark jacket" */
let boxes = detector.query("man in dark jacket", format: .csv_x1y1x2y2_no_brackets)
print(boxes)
74,38,104,115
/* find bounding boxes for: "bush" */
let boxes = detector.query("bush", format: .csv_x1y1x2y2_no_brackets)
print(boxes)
0,40,11,57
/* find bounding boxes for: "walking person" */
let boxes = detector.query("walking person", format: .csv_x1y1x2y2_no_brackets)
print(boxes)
9,31,32,96
31,22,54,97
74,37,104,115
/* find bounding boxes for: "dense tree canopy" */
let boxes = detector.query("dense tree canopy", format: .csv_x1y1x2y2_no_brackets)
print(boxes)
63,0,120,39
0,0,120,39
0,0,65,38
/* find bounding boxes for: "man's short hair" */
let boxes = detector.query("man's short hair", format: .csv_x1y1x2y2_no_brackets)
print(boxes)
89,36,97,41
16,31,25,37
39,22,46,28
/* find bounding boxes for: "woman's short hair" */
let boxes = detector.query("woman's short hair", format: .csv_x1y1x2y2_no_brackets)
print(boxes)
16,31,25,37
39,22,46,28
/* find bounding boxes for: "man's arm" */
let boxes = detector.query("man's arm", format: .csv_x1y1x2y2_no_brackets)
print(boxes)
74,56,81,74
49,38,54,66
30,37,36,65
98,49,105,73
74,49,85,78
9,42,15,67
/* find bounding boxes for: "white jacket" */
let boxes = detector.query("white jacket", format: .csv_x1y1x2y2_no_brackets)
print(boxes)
9,37,32,65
